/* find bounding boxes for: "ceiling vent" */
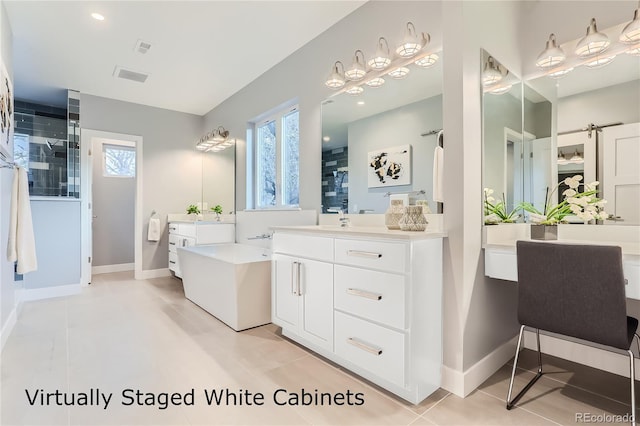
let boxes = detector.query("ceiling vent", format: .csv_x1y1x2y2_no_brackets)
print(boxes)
134,39,152,54
113,66,149,83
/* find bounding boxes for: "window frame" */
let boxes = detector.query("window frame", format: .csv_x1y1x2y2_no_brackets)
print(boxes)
252,104,299,209
102,141,136,178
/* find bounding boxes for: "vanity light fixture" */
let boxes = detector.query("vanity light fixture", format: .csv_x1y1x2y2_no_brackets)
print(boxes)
345,86,364,96
345,50,367,81
620,6,640,43
548,67,574,79
322,136,331,142
396,22,429,58
482,56,504,86
325,61,346,89
196,126,233,152
569,149,584,164
557,151,569,165
584,54,616,68
575,18,610,57
415,53,439,68
387,67,410,79
91,12,105,21
489,84,512,95
365,77,385,88
626,46,640,55
368,37,392,70
535,34,566,69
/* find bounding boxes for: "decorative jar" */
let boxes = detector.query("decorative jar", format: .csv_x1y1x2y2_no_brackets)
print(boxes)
385,199,405,230
399,205,428,231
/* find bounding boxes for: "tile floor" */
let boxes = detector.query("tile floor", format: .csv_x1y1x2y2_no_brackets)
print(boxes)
0,272,635,425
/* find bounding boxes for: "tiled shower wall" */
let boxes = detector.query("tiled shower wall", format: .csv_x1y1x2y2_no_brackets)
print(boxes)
321,146,348,213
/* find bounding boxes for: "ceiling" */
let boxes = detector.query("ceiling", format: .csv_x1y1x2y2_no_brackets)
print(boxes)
5,1,365,115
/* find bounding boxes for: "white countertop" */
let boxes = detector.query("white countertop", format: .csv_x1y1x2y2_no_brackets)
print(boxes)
271,225,447,240
484,239,640,258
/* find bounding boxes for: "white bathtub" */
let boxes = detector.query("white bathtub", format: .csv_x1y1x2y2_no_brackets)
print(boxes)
177,244,272,331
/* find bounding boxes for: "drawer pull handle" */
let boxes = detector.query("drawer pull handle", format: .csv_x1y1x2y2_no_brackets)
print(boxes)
169,242,176,246
346,288,382,301
347,250,382,259
347,338,382,356
169,261,176,265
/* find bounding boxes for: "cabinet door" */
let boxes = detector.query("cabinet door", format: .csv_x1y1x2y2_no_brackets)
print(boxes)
299,258,334,350
272,254,299,328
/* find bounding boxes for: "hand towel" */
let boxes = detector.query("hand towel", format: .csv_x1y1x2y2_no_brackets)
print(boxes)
147,217,161,242
433,145,444,203
7,167,37,274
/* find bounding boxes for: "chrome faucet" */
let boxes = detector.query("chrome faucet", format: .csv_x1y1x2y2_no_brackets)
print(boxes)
328,208,350,228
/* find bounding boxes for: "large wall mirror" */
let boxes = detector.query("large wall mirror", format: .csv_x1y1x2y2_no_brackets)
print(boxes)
320,52,443,214
201,146,235,217
525,21,640,225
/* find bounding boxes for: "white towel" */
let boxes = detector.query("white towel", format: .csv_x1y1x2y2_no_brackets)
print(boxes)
147,217,161,242
433,145,444,203
7,167,37,274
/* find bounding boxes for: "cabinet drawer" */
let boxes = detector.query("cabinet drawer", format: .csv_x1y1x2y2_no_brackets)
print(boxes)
335,311,405,387
195,224,235,244
177,223,197,238
334,238,407,273
273,232,333,262
168,234,180,253
334,265,406,330
169,252,179,271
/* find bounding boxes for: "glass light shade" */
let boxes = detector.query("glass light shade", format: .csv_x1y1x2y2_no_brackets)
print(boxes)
325,61,345,89
387,67,410,79
482,57,503,86
585,54,616,68
489,84,512,95
557,152,569,165
620,9,640,43
396,22,422,57
548,67,574,79
415,53,439,68
345,50,367,81
535,34,566,68
196,143,208,151
345,86,364,96
367,37,391,70
626,46,640,55
569,150,584,164
365,77,385,88
575,18,610,57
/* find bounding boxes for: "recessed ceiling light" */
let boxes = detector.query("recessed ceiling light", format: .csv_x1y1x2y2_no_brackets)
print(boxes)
357,101,365,106
91,13,105,21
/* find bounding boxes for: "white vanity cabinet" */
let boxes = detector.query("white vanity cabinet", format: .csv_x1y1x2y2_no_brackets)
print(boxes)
271,227,445,404
272,233,334,351
168,222,235,278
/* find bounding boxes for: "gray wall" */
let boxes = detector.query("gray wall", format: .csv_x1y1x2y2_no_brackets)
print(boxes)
202,1,443,212
23,200,81,288
0,0,14,335
80,94,203,271
92,139,135,267
348,96,441,214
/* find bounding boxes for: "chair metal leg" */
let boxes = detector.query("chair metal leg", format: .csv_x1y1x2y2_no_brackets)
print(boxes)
629,349,636,426
507,326,543,410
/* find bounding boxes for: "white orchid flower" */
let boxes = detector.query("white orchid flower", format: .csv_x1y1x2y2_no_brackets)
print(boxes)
486,196,496,204
563,188,577,197
564,175,581,189
484,213,500,224
529,213,547,224
484,188,494,196
596,200,608,207
569,204,582,214
584,181,600,191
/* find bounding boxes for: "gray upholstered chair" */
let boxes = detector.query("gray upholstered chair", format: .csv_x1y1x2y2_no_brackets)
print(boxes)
507,240,638,424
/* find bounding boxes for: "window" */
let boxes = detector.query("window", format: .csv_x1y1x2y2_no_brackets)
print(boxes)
103,143,136,177
253,105,299,208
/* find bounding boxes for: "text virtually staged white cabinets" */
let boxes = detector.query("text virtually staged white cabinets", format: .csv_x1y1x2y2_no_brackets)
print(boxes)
271,227,445,404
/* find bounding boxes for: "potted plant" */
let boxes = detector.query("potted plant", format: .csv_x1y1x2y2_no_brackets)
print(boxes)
483,188,520,224
518,175,608,239
210,204,223,221
186,204,201,216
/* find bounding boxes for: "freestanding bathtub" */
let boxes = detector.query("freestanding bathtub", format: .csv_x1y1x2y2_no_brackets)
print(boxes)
177,244,272,331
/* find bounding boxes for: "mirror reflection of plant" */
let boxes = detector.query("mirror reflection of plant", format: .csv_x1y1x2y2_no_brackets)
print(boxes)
484,188,520,224
186,204,200,215
519,175,608,225
211,205,223,215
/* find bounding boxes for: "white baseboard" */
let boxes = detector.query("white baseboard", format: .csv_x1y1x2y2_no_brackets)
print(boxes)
92,262,134,275
21,283,82,302
1,307,17,351
137,268,171,280
523,330,639,379
441,336,518,398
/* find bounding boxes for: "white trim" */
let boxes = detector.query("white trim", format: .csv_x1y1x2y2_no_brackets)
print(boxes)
523,330,640,379
138,268,171,280
91,263,134,275
1,307,17,351
80,129,143,286
21,284,82,302
441,336,519,397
